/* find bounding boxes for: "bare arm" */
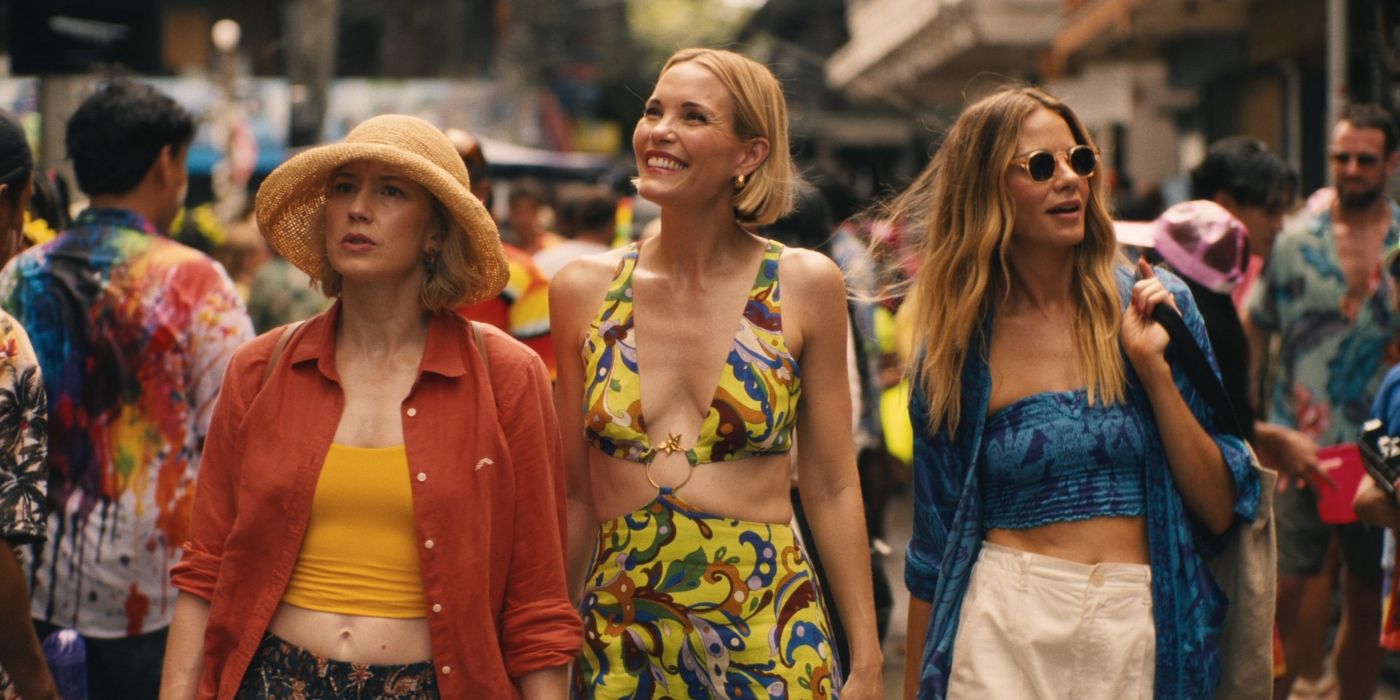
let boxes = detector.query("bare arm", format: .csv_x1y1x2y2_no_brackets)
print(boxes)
790,252,883,698
159,592,211,700
902,598,932,700
0,545,56,700
517,666,570,699
548,261,605,603
1122,262,1235,534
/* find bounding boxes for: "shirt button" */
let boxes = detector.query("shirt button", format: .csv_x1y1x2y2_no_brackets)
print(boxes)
416,472,427,482
424,539,435,549
406,407,417,417
432,603,443,613
441,665,452,675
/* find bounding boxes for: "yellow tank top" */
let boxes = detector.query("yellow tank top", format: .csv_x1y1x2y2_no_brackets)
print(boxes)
281,444,426,618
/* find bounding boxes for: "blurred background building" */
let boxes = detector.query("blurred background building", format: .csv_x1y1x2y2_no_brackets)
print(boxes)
0,0,1393,226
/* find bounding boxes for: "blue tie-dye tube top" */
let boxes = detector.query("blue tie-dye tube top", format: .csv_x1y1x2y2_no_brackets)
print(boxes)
980,388,1149,530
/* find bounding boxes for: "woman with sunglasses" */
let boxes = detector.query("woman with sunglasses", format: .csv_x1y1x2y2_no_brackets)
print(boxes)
895,86,1260,699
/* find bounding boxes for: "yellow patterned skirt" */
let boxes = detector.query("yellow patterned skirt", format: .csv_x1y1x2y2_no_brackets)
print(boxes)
573,489,840,699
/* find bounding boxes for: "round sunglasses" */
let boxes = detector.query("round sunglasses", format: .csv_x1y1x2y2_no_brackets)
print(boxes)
1011,145,1099,182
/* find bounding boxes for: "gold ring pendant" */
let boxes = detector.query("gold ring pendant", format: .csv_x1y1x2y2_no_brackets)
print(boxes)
645,432,695,491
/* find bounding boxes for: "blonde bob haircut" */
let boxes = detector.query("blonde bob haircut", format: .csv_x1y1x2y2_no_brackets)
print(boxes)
309,197,485,313
661,48,795,225
891,86,1125,434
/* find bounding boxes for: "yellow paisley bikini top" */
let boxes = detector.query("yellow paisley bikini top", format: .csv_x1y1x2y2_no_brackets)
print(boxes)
581,239,801,465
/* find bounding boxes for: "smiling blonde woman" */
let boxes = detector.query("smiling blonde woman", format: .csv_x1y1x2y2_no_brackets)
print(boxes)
550,48,883,699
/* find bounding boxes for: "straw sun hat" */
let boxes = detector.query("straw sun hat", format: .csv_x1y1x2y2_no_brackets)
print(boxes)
255,114,508,304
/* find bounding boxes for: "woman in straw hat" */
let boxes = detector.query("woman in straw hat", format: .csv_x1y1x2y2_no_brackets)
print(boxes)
550,48,882,698
161,114,581,699
896,86,1259,699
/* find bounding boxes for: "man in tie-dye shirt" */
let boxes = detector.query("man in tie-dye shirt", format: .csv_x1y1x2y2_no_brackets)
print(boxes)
0,80,253,699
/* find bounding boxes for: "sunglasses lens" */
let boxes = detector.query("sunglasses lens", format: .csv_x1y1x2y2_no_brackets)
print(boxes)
1069,146,1097,176
1027,152,1057,181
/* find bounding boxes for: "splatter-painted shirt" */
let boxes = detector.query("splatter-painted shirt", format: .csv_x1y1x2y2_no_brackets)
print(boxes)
1246,201,1400,447
0,208,253,638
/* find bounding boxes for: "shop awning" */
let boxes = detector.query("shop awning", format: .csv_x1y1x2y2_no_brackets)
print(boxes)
826,0,1063,106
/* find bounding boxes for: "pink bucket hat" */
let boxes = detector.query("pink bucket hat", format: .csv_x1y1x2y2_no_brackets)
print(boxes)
1151,200,1250,294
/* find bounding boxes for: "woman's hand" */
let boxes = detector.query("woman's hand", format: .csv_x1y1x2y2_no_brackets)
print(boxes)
1119,259,1179,377
838,664,885,700
1123,258,1237,534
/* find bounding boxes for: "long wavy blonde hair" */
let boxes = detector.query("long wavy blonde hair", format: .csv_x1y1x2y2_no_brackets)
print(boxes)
892,86,1125,434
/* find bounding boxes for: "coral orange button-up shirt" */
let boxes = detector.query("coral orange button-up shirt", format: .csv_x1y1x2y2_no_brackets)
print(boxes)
170,303,581,699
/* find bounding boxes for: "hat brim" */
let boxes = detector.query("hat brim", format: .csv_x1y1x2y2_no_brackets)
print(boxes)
255,141,508,305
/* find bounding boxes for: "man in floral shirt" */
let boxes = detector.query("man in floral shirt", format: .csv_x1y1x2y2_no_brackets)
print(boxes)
0,80,253,699
1248,103,1400,699
0,308,53,700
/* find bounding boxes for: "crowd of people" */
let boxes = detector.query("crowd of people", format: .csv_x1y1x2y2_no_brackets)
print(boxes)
1,43,1400,700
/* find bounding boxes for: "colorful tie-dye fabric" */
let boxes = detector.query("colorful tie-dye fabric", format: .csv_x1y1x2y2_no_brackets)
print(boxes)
0,208,253,637
581,239,800,465
1246,200,1400,447
574,490,839,699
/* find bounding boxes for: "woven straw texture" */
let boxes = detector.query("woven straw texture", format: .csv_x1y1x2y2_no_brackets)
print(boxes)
255,114,507,304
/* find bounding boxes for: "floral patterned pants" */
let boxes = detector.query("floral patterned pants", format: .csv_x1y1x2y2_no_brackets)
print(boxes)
236,633,439,699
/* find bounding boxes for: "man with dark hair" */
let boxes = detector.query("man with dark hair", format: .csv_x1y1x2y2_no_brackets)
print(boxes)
534,186,616,279
505,178,563,253
1190,135,1298,262
1248,103,1400,700
1186,136,1308,454
0,80,252,699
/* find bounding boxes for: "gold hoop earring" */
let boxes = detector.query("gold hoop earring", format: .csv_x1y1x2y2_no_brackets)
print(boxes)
732,173,748,191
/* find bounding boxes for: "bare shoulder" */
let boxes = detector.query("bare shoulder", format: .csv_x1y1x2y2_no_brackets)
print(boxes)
774,245,847,356
776,244,846,302
550,247,628,306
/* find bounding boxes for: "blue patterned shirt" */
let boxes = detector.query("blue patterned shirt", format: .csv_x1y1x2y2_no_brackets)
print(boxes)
1247,200,1400,447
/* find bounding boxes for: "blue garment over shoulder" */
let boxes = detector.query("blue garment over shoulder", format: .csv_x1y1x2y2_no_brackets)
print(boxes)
904,266,1261,699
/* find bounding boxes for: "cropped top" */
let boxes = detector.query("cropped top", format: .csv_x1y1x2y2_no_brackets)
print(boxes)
581,239,801,465
980,388,1148,530
281,443,426,618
